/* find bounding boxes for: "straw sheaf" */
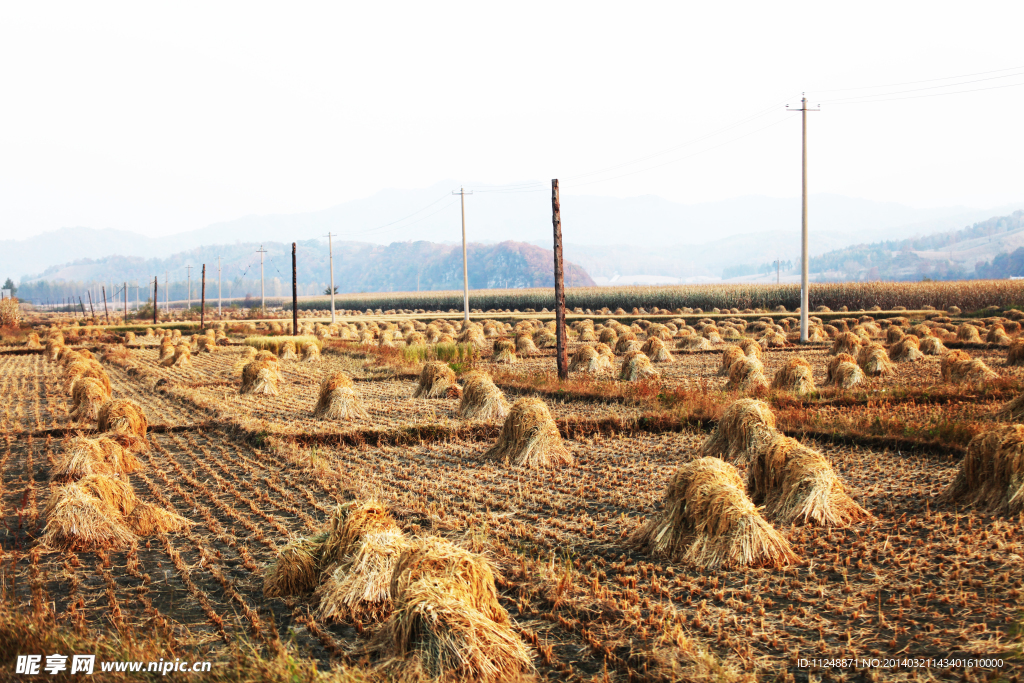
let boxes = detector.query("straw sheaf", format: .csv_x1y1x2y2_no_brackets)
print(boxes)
619,350,659,381
51,437,142,483
677,334,712,351
38,483,136,551
770,357,816,395
938,424,1024,514
313,372,368,420
97,399,148,438
492,339,517,364
578,327,597,342
598,327,618,344
632,457,798,569
886,326,905,345
320,500,401,574
414,361,461,399
701,325,723,343
514,333,539,356
824,355,865,389
1007,339,1024,366
702,398,777,464
568,345,610,374
919,335,947,356
45,340,65,361
725,357,768,392
994,391,1024,425
737,338,762,360
482,397,572,468
748,435,871,527
614,331,639,354
889,334,924,362
458,326,488,349
317,529,409,622
956,323,983,343
594,342,614,360
458,373,510,421
278,339,298,360
263,532,329,597
829,331,863,356
986,326,1011,344
69,377,112,422
941,349,998,386
857,344,895,377
759,331,787,349
26,332,42,349
63,359,111,395
302,342,321,362
640,337,673,363
240,360,280,396
124,502,192,535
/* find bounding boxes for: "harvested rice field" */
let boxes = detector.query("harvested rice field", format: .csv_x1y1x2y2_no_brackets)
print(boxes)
2,309,1023,682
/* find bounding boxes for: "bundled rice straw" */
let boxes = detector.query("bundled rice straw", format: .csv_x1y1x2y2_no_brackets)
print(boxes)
26,332,42,349
759,331,787,349
578,327,597,342
1007,339,1024,366
514,333,539,356
702,398,777,464
737,338,762,360
770,357,816,395
619,350,659,381
889,334,924,362
76,474,138,516
279,339,298,360
824,354,864,388
886,326,905,345
51,437,141,483
568,345,610,374
532,329,556,349
701,326,723,344
919,335,947,355
263,533,329,597
986,325,1011,344
830,331,862,356
725,357,768,392
857,344,895,377
676,334,712,351
232,346,259,373
632,457,798,568
492,339,517,364
640,337,673,363
941,350,999,386
97,400,148,438
317,529,408,622
594,342,614,361
414,361,461,399
302,342,321,362
240,360,280,396
615,331,640,354
171,343,191,367
320,500,402,571
481,397,572,468
938,424,1024,514
62,359,110,394
458,373,509,421
748,435,871,526
124,502,192,535
313,372,369,420
45,339,64,361
38,483,136,551
956,323,983,343
69,377,111,422
598,328,618,344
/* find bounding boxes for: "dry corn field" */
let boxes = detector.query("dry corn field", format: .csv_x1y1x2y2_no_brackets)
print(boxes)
2,307,1024,682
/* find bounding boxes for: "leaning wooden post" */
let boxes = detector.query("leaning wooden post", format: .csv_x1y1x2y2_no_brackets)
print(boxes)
153,278,158,325
552,179,568,380
200,264,206,331
292,242,298,336
101,286,110,324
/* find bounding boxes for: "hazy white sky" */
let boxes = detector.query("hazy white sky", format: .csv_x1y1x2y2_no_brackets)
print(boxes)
1,1,1023,239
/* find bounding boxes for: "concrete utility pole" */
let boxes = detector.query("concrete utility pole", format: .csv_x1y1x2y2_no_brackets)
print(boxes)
200,264,206,331
552,179,568,380
292,243,298,336
164,271,169,313
185,265,193,313
452,187,473,322
153,278,158,324
217,256,222,318
326,232,336,324
87,290,95,318
123,282,128,323
257,245,267,314
787,95,819,343
101,285,109,324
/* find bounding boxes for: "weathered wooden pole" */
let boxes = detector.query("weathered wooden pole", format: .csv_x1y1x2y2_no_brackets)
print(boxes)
552,179,568,380
101,286,110,324
153,278,158,324
200,264,206,331
292,243,298,336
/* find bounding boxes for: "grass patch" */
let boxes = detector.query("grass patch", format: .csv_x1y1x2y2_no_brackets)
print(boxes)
243,335,322,353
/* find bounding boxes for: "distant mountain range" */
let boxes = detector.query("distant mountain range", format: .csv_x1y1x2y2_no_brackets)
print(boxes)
13,240,594,304
3,181,1023,289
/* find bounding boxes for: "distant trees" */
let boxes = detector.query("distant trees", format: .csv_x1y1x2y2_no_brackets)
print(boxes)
2,278,16,295
975,247,1024,279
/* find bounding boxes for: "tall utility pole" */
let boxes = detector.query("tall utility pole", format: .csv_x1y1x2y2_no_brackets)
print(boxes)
452,187,473,322
101,285,110,324
200,265,206,331
123,282,128,323
552,179,568,380
292,243,298,336
775,259,780,285
185,265,193,313
217,256,222,318
153,277,158,324
257,245,267,314
325,232,336,324
164,271,169,313
787,95,819,343
87,290,95,317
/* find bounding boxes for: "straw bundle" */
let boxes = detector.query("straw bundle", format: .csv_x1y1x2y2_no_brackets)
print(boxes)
830,331,862,356
702,398,777,464
640,337,673,363
578,327,597,342
701,326,723,344
632,458,798,569
619,350,659,381
919,335,947,355
317,529,408,622
676,334,712,351
38,482,136,551
26,332,42,349
240,360,280,396
50,436,141,483
771,357,816,395
598,327,618,344
716,346,742,375
725,357,768,392
492,339,517,364
594,342,614,361
886,326,905,344
568,345,610,374
823,354,863,388
124,502,192,535
405,331,427,347
956,323,982,343
458,373,509,421
171,343,191,367
995,391,1024,422
232,346,258,373
196,335,215,353
986,325,1011,344
74,474,138,516
748,435,871,526
737,338,762,360
760,331,787,349
97,399,148,438
45,339,64,362
514,333,539,356
278,339,298,360
942,351,998,387
1008,338,1024,366
301,342,321,363
320,500,402,572
615,331,640,354
857,344,895,377
938,425,1024,514
313,372,369,420
459,326,488,348
62,359,110,394
69,377,111,422
263,533,329,597
414,361,461,399
481,397,571,468
889,334,924,362
424,325,441,343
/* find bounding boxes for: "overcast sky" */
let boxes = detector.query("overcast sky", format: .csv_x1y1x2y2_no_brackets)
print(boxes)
1,1,1023,239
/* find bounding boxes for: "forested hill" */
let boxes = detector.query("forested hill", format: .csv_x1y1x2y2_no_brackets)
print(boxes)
13,240,595,303
808,210,1024,281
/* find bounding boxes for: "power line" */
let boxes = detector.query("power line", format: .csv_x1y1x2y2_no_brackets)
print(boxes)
818,70,1024,103
813,64,1024,93
819,78,1024,105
